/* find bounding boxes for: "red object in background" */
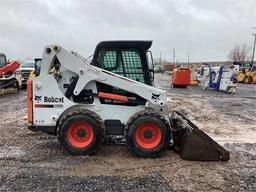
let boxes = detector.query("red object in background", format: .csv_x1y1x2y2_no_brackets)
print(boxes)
164,64,175,71
172,67,191,88
0,58,20,76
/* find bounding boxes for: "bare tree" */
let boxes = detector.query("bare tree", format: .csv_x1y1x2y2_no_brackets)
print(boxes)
228,44,251,63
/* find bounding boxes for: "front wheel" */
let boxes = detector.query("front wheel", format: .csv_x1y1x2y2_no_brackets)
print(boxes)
244,76,251,84
126,111,170,157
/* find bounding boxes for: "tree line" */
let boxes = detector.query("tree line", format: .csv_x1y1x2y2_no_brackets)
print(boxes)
228,44,252,64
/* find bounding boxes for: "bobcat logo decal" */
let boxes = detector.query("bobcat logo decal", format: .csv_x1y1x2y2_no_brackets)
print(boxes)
35,95,42,101
152,93,160,100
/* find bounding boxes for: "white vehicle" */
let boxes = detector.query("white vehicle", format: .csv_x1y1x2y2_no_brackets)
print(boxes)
20,60,35,85
27,41,229,161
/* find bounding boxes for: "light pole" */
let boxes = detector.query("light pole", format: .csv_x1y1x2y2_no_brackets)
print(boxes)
251,33,256,67
172,48,175,65
251,27,256,69
188,51,190,67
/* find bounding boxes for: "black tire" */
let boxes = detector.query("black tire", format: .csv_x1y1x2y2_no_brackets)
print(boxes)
13,80,20,91
249,77,253,83
126,111,170,157
58,108,105,155
244,76,250,84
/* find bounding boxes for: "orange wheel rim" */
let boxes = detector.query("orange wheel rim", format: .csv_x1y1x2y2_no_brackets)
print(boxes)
135,122,162,149
67,121,94,148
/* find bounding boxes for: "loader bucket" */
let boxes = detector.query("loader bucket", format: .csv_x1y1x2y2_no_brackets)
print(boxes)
170,111,230,161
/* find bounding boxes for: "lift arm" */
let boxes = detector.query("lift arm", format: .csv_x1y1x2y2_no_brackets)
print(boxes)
40,45,167,111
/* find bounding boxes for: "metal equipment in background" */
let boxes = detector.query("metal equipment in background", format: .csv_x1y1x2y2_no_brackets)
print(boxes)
235,64,256,84
233,33,256,84
171,67,191,88
233,58,256,84
198,65,238,93
0,53,22,96
27,41,229,161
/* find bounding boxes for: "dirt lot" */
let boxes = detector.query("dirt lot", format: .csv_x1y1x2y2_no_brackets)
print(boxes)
0,73,255,192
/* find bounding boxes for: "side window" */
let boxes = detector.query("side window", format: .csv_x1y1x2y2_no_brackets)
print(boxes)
0,55,6,67
97,49,124,74
121,50,145,83
97,50,117,70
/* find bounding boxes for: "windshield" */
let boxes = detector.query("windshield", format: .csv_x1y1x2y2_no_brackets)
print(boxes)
21,61,35,68
0,55,6,67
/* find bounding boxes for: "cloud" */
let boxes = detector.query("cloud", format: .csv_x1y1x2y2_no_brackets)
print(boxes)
0,0,255,62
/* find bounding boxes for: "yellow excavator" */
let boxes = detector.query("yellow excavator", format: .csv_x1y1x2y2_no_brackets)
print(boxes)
236,33,256,83
235,62,256,84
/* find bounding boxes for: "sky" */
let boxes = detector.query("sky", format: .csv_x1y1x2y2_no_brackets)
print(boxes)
0,0,256,62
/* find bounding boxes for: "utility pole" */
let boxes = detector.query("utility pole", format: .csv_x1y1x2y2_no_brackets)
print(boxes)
159,52,162,66
188,51,190,67
251,33,256,67
172,48,176,65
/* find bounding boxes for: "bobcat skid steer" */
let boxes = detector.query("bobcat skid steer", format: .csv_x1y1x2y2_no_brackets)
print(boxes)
27,41,229,161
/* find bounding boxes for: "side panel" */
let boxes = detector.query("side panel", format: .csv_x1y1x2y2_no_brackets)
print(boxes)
32,74,144,127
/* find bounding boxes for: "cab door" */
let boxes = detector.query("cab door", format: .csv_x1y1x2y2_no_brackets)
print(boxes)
96,48,152,85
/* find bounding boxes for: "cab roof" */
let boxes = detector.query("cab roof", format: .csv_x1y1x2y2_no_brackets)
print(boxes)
95,40,153,51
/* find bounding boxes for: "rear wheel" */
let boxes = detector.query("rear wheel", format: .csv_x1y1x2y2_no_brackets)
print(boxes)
249,77,253,83
58,108,105,155
13,79,20,91
244,76,251,83
126,111,170,157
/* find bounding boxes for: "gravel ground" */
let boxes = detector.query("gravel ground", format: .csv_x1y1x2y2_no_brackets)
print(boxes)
0,74,255,192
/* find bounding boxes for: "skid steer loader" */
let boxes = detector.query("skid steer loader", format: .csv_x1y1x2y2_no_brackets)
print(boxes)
0,53,22,96
27,41,229,161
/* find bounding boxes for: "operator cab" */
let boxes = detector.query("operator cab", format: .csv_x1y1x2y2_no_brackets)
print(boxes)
90,41,154,105
91,41,154,86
